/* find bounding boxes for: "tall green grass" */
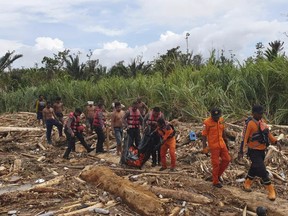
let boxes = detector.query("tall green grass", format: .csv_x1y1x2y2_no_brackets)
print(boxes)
1,57,288,123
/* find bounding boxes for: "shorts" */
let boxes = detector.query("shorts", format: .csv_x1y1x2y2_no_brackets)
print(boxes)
37,112,43,120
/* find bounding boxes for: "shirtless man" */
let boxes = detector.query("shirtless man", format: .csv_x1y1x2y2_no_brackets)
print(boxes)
85,101,96,134
136,97,149,118
43,101,63,144
53,97,64,124
111,102,125,155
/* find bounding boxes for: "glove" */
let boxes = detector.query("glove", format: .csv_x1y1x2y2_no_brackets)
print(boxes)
202,147,209,154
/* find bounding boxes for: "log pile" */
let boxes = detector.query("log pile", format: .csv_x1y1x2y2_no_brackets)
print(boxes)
0,112,288,215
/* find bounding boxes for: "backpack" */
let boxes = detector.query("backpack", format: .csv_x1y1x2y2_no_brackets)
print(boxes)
239,117,269,153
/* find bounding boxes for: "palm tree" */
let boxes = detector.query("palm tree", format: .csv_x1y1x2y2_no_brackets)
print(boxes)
0,51,23,72
264,40,284,61
63,54,85,80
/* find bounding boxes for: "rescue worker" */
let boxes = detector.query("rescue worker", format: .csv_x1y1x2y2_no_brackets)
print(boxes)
202,108,231,188
35,95,46,126
157,118,176,171
93,103,106,153
42,101,63,144
53,96,64,124
63,108,94,159
123,101,143,148
238,105,280,201
143,107,164,166
111,102,125,155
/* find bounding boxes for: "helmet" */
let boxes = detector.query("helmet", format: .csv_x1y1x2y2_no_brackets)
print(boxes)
256,206,267,216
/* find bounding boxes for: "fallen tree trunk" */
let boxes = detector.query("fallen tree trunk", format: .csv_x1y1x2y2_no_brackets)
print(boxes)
80,165,165,216
147,186,212,204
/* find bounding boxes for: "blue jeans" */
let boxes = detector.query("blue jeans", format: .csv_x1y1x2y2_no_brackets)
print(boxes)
46,119,63,143
114,127,123,146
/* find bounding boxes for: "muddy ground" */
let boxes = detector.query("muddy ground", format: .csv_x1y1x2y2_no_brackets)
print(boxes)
0,112,287,216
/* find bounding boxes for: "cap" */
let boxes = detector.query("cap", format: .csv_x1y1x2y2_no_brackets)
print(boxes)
87,101,94,105
252,105,264,114
211,108,222,117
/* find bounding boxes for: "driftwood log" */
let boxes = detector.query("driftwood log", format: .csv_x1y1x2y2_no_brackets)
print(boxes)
0,126,45,133
80,165,165,216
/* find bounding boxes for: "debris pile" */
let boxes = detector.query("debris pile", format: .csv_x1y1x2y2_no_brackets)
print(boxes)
0,112,288,215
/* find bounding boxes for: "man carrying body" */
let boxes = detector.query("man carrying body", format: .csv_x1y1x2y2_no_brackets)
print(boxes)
143,107,164,166
123,101,143,148
111,102,125,155
63,108,94,159
42,101,63,144
202,108,231,188
53,97,64,124
157,118,176,172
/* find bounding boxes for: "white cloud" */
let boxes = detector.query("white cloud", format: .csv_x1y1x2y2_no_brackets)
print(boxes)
0,39,25,55
35,37,64,51
83,26,123,36
0,0,287,69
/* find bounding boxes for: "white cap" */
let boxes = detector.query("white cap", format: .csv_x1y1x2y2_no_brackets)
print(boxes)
87,101,94,105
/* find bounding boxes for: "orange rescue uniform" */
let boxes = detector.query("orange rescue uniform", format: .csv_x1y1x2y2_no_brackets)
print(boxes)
157,125,176,169
243,119,277,150
202,117,231,185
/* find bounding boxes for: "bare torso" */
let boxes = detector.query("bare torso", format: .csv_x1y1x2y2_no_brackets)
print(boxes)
111,110,125,128
53,102,63,113
43,107,54,120
86,105,96,118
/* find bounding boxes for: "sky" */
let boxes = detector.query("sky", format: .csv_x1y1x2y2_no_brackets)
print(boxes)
0,0,287,69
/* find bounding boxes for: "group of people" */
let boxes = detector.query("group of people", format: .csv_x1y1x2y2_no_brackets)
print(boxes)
36,95,280,201
203,105,281,201
35,96,177,172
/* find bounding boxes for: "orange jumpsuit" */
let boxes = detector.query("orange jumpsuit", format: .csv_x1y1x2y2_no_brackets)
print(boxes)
202,117,231,185
157,125,176,169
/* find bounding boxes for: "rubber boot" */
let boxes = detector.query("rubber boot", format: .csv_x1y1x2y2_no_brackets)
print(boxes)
243,178,253,192
265,184,276,201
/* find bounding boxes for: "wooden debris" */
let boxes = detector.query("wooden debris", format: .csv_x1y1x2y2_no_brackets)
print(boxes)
32,175,65,190
80,165,165,216
13,159,22,172
0,126,45,133
147,186,212,204
169,207,181,216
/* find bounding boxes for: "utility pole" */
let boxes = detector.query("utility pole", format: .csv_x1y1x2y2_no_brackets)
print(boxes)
185,33,190,55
